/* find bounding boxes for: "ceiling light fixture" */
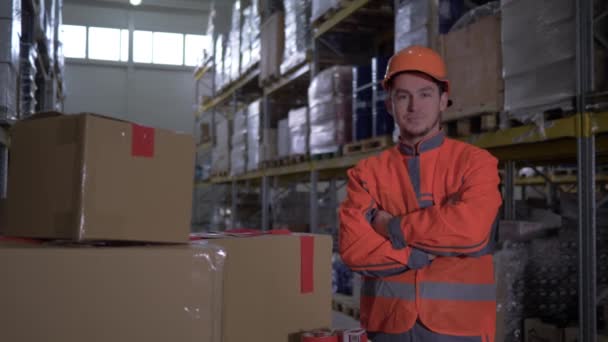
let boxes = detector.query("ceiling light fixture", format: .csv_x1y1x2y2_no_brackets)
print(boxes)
130,0,142,6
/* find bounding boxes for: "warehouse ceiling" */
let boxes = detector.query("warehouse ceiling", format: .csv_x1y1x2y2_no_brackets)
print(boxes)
64,0,212,13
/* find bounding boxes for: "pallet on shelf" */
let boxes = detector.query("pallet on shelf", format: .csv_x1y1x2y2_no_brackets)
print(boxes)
311,150,343,161
443,112,501,138
343,135,393,155
332,293,360,320
210,171,229,178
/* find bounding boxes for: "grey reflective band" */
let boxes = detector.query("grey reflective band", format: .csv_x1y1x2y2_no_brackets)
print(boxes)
407,157,421,198
419,282,496,301
388,216,407,250
356,266,410,278
418,200,434,209
362,278,416,301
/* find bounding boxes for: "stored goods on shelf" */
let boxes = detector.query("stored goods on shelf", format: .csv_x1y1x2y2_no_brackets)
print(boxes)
247,100,261,171
288,106,309,156
309,97,352,154
240,3,261,73
0,18,21,68
212,117,230,174
0,63,18,123
353,57,393,141
232,107,248,176
228,1,242,81
260,12,285,84
308,66,353,155
195,147,212,181
19,42,38,117
281,0,311,74
214,35,227,90
440,12,503,121
4,112,196,243
311,0,338,24
278,118,291,158
0,241,225,342
501,0,578,119
394,0,439,52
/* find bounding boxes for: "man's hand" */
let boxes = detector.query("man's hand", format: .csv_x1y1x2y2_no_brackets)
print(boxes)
371,210,393,238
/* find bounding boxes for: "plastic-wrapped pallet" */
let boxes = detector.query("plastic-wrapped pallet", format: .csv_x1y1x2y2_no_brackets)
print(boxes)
281,0,311,74
309,97,352,154
214,35,226,91
260,12,284,84
247,100,262,171
212,118,230,175
277,118,291,158
229,0,241,81
501,0,575,121
311,0,338,24
288,106,309,156
240,2,261,73
394,0,439,52
0,0,21,122
19,43,38,117
231,107,248,176
308,66,353,155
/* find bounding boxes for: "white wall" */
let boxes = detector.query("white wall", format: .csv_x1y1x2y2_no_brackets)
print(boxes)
62,2,211,134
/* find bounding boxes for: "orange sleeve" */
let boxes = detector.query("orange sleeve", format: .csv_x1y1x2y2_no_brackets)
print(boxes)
339,162,415,276
388,149,502,255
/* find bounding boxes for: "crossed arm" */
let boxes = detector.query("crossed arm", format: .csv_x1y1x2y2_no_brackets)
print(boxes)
338,150,502,276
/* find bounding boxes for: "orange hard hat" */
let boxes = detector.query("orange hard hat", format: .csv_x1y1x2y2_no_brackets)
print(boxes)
382,45,449,93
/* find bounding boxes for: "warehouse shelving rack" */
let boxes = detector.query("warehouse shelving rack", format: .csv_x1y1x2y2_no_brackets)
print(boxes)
194,0,606,339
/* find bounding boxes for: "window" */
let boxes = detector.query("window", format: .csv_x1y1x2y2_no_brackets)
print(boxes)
133,30,153,63
184,34,211,67
61,25,87,58
152,32,183,65
88,27,129,61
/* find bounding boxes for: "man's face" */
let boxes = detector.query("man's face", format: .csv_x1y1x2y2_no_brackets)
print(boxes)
385,72,448,141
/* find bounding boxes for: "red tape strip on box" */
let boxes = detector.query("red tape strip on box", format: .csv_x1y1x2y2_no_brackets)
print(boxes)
131,124,155,158
300,235,314,294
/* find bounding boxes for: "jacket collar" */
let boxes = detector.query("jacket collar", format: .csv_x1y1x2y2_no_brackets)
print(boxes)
398,130,445,156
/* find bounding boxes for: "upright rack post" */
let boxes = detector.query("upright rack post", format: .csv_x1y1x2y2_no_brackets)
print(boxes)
576,0,597,340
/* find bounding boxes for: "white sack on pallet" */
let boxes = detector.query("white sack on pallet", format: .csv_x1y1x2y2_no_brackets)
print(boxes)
501,0,575,117
0,63,17,122
231,143,247,176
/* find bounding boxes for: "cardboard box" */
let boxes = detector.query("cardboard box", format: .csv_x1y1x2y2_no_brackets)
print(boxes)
210,234,332,342
440,14,503,121
260,12,285,84
0,243,225,342
4,112,195,243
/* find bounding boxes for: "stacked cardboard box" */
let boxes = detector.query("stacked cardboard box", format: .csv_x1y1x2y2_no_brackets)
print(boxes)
0,111,333,342
440,13,503,121
308,66,353,155
281,0,311,74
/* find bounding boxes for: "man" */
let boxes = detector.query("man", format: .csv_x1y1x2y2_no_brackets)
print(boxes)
339,45,502,342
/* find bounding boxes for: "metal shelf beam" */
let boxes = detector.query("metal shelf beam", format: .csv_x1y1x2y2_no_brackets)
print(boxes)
197,66,260,116
313,0,371,39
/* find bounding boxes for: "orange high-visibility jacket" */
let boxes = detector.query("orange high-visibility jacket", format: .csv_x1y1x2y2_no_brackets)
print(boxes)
339,131,502,341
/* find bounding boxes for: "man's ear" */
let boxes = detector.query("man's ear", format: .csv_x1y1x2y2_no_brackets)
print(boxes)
439,91,449,112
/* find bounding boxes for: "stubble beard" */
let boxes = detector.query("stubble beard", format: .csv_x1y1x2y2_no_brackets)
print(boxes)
399,112,442,142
